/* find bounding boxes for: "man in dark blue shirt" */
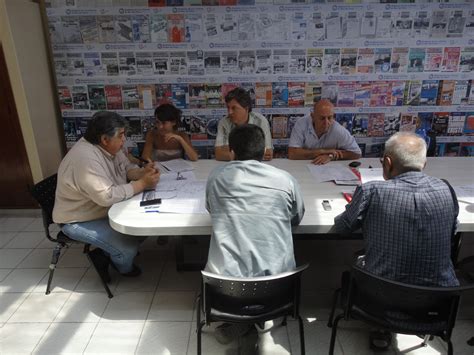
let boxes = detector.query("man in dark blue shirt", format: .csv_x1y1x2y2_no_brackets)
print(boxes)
332,132,459,350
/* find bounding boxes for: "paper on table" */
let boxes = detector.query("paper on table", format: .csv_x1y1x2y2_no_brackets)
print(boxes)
307,164,358,183
334,179,360,186
158,181,208,214
155,171,196,191
454,184,474,204
358,168,384,184
159,159,194,173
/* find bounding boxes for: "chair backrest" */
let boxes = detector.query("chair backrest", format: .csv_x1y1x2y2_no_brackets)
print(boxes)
201,264,308,316
30,174,58,239
348,266,474,330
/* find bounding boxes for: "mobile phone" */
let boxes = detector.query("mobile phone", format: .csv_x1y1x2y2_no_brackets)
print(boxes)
322,200,332,211
349,161,361,168
140,198,162,207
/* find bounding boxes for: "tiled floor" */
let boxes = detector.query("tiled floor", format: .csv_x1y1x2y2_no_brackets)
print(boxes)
1,212,473,354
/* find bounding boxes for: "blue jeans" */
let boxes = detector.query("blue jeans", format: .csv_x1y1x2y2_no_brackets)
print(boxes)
62,218,145,273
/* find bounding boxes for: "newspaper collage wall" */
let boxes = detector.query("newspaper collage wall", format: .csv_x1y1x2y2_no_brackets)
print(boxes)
45,0,474,159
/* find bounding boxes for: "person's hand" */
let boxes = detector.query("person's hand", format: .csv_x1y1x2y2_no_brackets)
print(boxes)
141,168,160,189
311,154,332,165
263,149,272,161
142,159,154,170
163,133,182,144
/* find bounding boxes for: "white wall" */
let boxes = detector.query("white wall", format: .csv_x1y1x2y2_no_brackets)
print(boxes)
0,0,64,182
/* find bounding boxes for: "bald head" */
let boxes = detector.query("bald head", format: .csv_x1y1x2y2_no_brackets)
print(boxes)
311,99,335,137
313,99,334,113
384,132,427,172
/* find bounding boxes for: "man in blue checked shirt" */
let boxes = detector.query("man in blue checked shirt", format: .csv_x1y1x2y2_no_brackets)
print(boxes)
331,132,459,350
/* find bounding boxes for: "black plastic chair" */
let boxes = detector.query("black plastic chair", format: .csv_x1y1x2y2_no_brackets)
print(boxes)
30,174,113,298
196,264,309,355
327,265,474,355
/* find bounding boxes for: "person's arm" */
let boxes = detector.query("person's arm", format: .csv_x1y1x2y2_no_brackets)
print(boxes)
176,132,198,161
290,178,305,226
288,147,338,160
215,145,232,161
330,185,368,234
141,130,154,161
259,114,274,161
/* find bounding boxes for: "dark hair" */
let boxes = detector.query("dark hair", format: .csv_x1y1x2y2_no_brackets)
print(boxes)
224,87,252,112
229,124,265,161
155,104,181,129
84,111,127,144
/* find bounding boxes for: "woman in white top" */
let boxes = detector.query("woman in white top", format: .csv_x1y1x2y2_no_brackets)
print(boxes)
142,103,198,162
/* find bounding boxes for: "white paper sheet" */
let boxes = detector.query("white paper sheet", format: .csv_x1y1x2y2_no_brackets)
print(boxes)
454,184,474,204
157,181,208,214
158,158,194,173
155,171,196,192
358,168,384,184
307,164,358,183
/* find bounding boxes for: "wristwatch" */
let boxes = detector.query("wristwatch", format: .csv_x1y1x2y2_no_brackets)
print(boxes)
328,153,335,161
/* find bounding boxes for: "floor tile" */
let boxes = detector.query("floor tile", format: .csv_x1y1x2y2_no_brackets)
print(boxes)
446,320,474,355
0,322,50,354
100,291,154,323
16,249,52,268
0,268,12,282
33,267,88,293
85,321,144,354
8,292,70,323
22,218,47,232
0,217,36,232
336,321,397,355
256,320,292,355
0,231,17,248
187,322,239,355
0,248,32,268
393,333,448,354
288,320,343,355
58,247,92,268
54,292,110,323
148,291,196,321
114,251,165,293
156,260,200,291
136,321,191,354
0,268,48,292
74,267,119,293
32,322,97,355
3,231,45,248
0,292,29,322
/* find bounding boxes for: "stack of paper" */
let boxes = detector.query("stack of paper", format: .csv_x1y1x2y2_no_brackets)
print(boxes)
307,164,359,183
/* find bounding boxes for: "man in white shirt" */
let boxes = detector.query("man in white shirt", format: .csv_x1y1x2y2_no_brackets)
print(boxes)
288,99,361,164
53,111,160,277
215,88,273,161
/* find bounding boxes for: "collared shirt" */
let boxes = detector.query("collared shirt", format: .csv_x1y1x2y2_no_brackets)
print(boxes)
214,111,273,149
53,138,137,224
333,171,459,287
288,116,361,154
205,160,305,277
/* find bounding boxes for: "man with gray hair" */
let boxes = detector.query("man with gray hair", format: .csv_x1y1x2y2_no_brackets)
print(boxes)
54,111,160,278
332,132,459,287
331,132,459,350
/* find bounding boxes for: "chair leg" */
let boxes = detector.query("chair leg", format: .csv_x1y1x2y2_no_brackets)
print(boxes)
329,314,344,355
447,340,453,355
196,294,204,355
328,288,341,328
46,243,64,295
298,315,305,355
